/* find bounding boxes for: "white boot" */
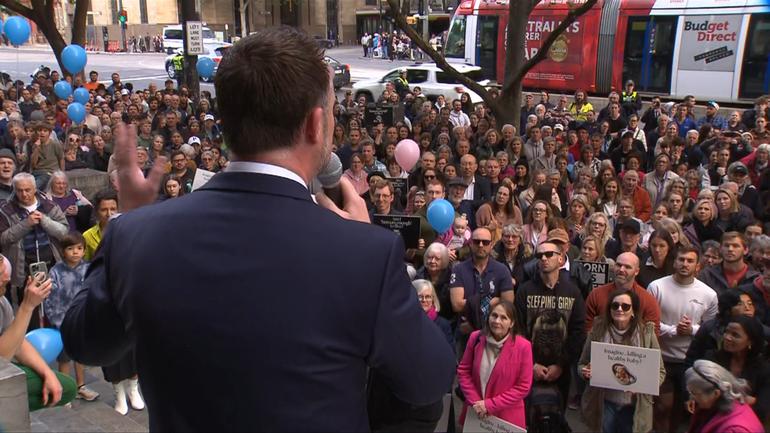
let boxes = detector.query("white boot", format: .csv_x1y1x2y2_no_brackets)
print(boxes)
126,378,145,410
113,382,128,415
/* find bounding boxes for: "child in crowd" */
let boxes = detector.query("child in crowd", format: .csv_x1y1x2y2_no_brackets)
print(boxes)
43,232,100,402
438,214,471,258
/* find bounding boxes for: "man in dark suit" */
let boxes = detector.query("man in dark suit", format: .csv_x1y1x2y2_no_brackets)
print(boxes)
61,28,455,431
459,154,492,206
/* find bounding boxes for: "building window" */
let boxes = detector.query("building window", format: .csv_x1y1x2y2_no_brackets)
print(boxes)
110,0,118,24
140,0,148,23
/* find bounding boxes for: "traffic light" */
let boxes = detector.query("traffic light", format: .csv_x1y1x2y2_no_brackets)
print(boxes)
118,10,128,25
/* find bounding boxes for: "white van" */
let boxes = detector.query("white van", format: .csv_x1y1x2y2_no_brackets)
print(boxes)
162,25,218,54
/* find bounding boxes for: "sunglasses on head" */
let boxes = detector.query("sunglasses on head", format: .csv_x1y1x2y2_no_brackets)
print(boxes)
535,251,559,259
611,302,632,312
471,239,492,246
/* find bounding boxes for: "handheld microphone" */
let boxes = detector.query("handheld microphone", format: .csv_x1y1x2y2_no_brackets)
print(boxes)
316,152,344,208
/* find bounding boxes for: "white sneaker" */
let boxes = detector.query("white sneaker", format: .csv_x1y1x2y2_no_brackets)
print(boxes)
113,382,128,415
126,378,145,411
77,384,100,401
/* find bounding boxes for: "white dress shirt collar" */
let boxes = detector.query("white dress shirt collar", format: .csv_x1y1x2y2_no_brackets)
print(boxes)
225,161,308,190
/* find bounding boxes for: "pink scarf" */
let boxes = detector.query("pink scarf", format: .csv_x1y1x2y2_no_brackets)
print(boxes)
426,306,438,321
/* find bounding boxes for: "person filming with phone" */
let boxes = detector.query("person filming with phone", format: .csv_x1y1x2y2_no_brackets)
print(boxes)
0,172,68,330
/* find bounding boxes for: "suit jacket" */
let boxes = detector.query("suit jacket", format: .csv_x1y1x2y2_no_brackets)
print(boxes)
61,171,455,432
470,176,493,204
457,331,533,428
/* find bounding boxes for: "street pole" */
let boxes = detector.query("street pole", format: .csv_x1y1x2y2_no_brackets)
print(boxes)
118,0,127,51
378,0,383,32
179,0,201,101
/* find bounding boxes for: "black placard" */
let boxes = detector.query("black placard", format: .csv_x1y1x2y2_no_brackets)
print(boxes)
372,214,421,249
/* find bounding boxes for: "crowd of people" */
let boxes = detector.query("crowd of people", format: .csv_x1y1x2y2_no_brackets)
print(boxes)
334,76,770,432
360,30,424,61
0,65,225,416
0,35,770,432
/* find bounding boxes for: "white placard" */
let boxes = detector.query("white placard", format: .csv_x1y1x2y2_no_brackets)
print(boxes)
434,393,453,433
186,21,204,55
589,341,661,396
191,168,215,191
463,408,526,433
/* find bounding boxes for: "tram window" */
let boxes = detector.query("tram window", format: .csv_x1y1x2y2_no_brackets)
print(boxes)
445,15,466,58
739,14,770,99
622,16,677,94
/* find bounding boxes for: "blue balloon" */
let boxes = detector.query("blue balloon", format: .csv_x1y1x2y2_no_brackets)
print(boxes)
196,57,215,79
53,80,73,100
25,329,63,364
3,16,30,46
61,44,87,75
427,199,454,233
73,87,90,104
67,102,86,124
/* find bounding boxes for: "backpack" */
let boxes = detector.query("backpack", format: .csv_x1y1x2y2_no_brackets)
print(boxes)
530,309,567,368
527,383,572,433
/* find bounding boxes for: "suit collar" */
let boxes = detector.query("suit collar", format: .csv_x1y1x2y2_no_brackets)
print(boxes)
198,171,313,202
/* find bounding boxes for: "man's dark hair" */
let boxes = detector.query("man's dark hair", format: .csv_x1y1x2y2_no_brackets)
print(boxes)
214,27,330,157
89,70,98,76
676,244,701,260
93,188,118,210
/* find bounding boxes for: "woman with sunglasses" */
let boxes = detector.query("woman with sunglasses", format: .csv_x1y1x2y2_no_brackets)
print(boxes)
457,301,532,429
684,360,763,433
579,288,665,433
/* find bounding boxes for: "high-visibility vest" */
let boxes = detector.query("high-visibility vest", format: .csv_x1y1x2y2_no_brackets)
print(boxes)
622,91,637,103
172,55,184,71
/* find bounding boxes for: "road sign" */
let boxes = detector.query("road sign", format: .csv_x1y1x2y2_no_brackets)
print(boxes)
185,21,204,55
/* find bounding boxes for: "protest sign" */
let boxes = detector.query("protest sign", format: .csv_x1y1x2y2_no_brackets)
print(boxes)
463,409,526,433
576,261,610,288
590,341,661,396
192,169,215,191
387,177,409,200
372,214,421,249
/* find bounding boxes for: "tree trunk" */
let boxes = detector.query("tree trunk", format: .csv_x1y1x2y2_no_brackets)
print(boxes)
499,0,532,132
71,0,90,46
240,0,248,38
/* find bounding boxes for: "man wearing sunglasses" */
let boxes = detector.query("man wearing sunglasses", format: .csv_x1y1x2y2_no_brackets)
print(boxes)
584,252,660,335
648,246,718,432
515,241,586,404
449,228,514,339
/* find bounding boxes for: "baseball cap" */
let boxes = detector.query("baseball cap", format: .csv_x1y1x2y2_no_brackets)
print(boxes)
399,67,407,73
553,123,564,131
120,89,130,96
707,101,719,110
0,149,17,165
730,162,749,176
618,219,641,234
367,171,386,182
204,114,215,121
188,136,201,145
625,79,635,87
547,228,570,244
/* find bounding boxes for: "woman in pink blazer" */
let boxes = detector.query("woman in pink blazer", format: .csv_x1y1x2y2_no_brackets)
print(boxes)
457,300,533,429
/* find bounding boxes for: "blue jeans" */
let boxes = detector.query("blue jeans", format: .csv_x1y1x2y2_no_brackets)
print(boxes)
602,400,634,433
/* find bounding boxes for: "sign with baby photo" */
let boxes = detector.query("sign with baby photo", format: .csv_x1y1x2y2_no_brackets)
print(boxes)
590,342,661,396
463,409,526,433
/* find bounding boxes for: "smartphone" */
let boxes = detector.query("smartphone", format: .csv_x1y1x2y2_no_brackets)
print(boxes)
29,261,48,280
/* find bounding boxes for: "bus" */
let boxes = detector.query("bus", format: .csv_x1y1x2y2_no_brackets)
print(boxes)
443,0,770,103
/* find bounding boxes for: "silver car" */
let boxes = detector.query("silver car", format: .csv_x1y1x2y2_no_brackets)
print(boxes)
165,43,232,82
352,63,489,103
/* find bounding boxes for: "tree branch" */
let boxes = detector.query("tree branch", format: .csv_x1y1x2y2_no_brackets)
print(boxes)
384,0,498,112
506,0,598,94
0,0,36,20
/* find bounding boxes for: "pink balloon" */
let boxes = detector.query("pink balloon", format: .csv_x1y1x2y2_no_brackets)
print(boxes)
394,139,420,171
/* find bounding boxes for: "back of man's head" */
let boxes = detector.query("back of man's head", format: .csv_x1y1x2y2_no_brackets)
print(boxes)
215,27,330,158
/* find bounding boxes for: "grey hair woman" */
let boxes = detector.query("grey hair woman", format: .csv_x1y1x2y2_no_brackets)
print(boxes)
413,279,454,350
684,360,763,433
415,243,453,320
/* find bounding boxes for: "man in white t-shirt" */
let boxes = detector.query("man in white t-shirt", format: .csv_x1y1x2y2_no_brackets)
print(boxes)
647,246,717,433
